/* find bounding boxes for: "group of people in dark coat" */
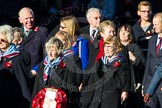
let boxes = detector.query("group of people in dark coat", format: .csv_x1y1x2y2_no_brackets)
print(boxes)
1,0,162,108
0,7,49,108
0,25,31,108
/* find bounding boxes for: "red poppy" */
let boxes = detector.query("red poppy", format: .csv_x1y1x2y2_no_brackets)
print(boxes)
146,31,151,36
4,61,12,68
34,27,39,31
113,61,121,67
59,60,66,68
43,73,48,80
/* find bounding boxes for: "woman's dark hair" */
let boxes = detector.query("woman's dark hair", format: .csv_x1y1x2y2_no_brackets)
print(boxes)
117,24,135,44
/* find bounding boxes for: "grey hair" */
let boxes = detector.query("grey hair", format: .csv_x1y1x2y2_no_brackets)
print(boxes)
154,12,162,23
86,8,101,19
0,25,13,43
45,37,63,56
18,7,34,17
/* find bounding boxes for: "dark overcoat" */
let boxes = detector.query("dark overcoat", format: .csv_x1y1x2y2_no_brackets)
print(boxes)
0,51,32,108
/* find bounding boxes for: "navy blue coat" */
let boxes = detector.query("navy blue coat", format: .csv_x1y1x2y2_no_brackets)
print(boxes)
143,34,162,94
146,62,162,96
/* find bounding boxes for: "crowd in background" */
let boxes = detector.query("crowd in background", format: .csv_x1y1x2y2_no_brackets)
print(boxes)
1,0,162,108
1,0,162,28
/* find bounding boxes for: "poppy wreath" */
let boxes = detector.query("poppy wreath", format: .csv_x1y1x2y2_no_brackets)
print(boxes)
32,87,67,108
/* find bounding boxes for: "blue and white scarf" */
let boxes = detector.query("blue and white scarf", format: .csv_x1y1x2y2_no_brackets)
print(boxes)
101,53,125,65
0,44,20,61
101,54,119,65
43,49,74,84
43,56,62,84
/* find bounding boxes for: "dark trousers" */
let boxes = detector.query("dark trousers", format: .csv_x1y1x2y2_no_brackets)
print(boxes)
124,91,145,108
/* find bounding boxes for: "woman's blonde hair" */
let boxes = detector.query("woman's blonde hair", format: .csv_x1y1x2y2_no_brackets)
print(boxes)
45,37,63,56
13,27,24,40
99,20,115,33
60,15,80,42
55,30,73,49
104,36,122,53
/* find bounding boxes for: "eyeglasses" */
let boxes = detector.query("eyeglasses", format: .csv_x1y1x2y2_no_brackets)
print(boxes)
90,16,102,20
104,45,115,49
140,10,151,13
93,16,102,20
0,39,8,43
60,25,66,29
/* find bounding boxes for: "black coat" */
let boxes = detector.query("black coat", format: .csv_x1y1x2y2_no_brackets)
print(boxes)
21,26,49,68
0,51,32,108
32,55,82,108
81,58,129,108
126,43,145,84
132,21,153,58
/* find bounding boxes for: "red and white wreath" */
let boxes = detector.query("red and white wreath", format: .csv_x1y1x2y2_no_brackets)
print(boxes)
32,87,67,108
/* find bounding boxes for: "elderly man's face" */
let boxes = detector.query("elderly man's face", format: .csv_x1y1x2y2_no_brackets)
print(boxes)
87,11,101,28
18,9,34,30
0,33,10,51
153,16,162,34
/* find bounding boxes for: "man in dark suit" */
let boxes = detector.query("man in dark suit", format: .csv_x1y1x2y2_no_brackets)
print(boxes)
80,8,101,67
142,12,162,108
144,62,162,104
18,7,49,92
18,7,49,69
81,8,101,42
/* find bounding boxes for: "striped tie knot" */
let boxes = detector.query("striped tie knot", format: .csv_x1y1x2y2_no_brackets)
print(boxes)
91,30,96,40
156,37,162,56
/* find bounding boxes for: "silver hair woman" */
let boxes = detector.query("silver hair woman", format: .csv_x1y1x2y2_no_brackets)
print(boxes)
45,37,63,58
0,24,32,108
0,25,13,44
32,36,82,108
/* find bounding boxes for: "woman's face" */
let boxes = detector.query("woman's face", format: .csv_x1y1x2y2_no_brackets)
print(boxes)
119,27,129,42
104,43,116,57
46,47,58,61
0,34,10,51
59,22,68,32
101,26,116,39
